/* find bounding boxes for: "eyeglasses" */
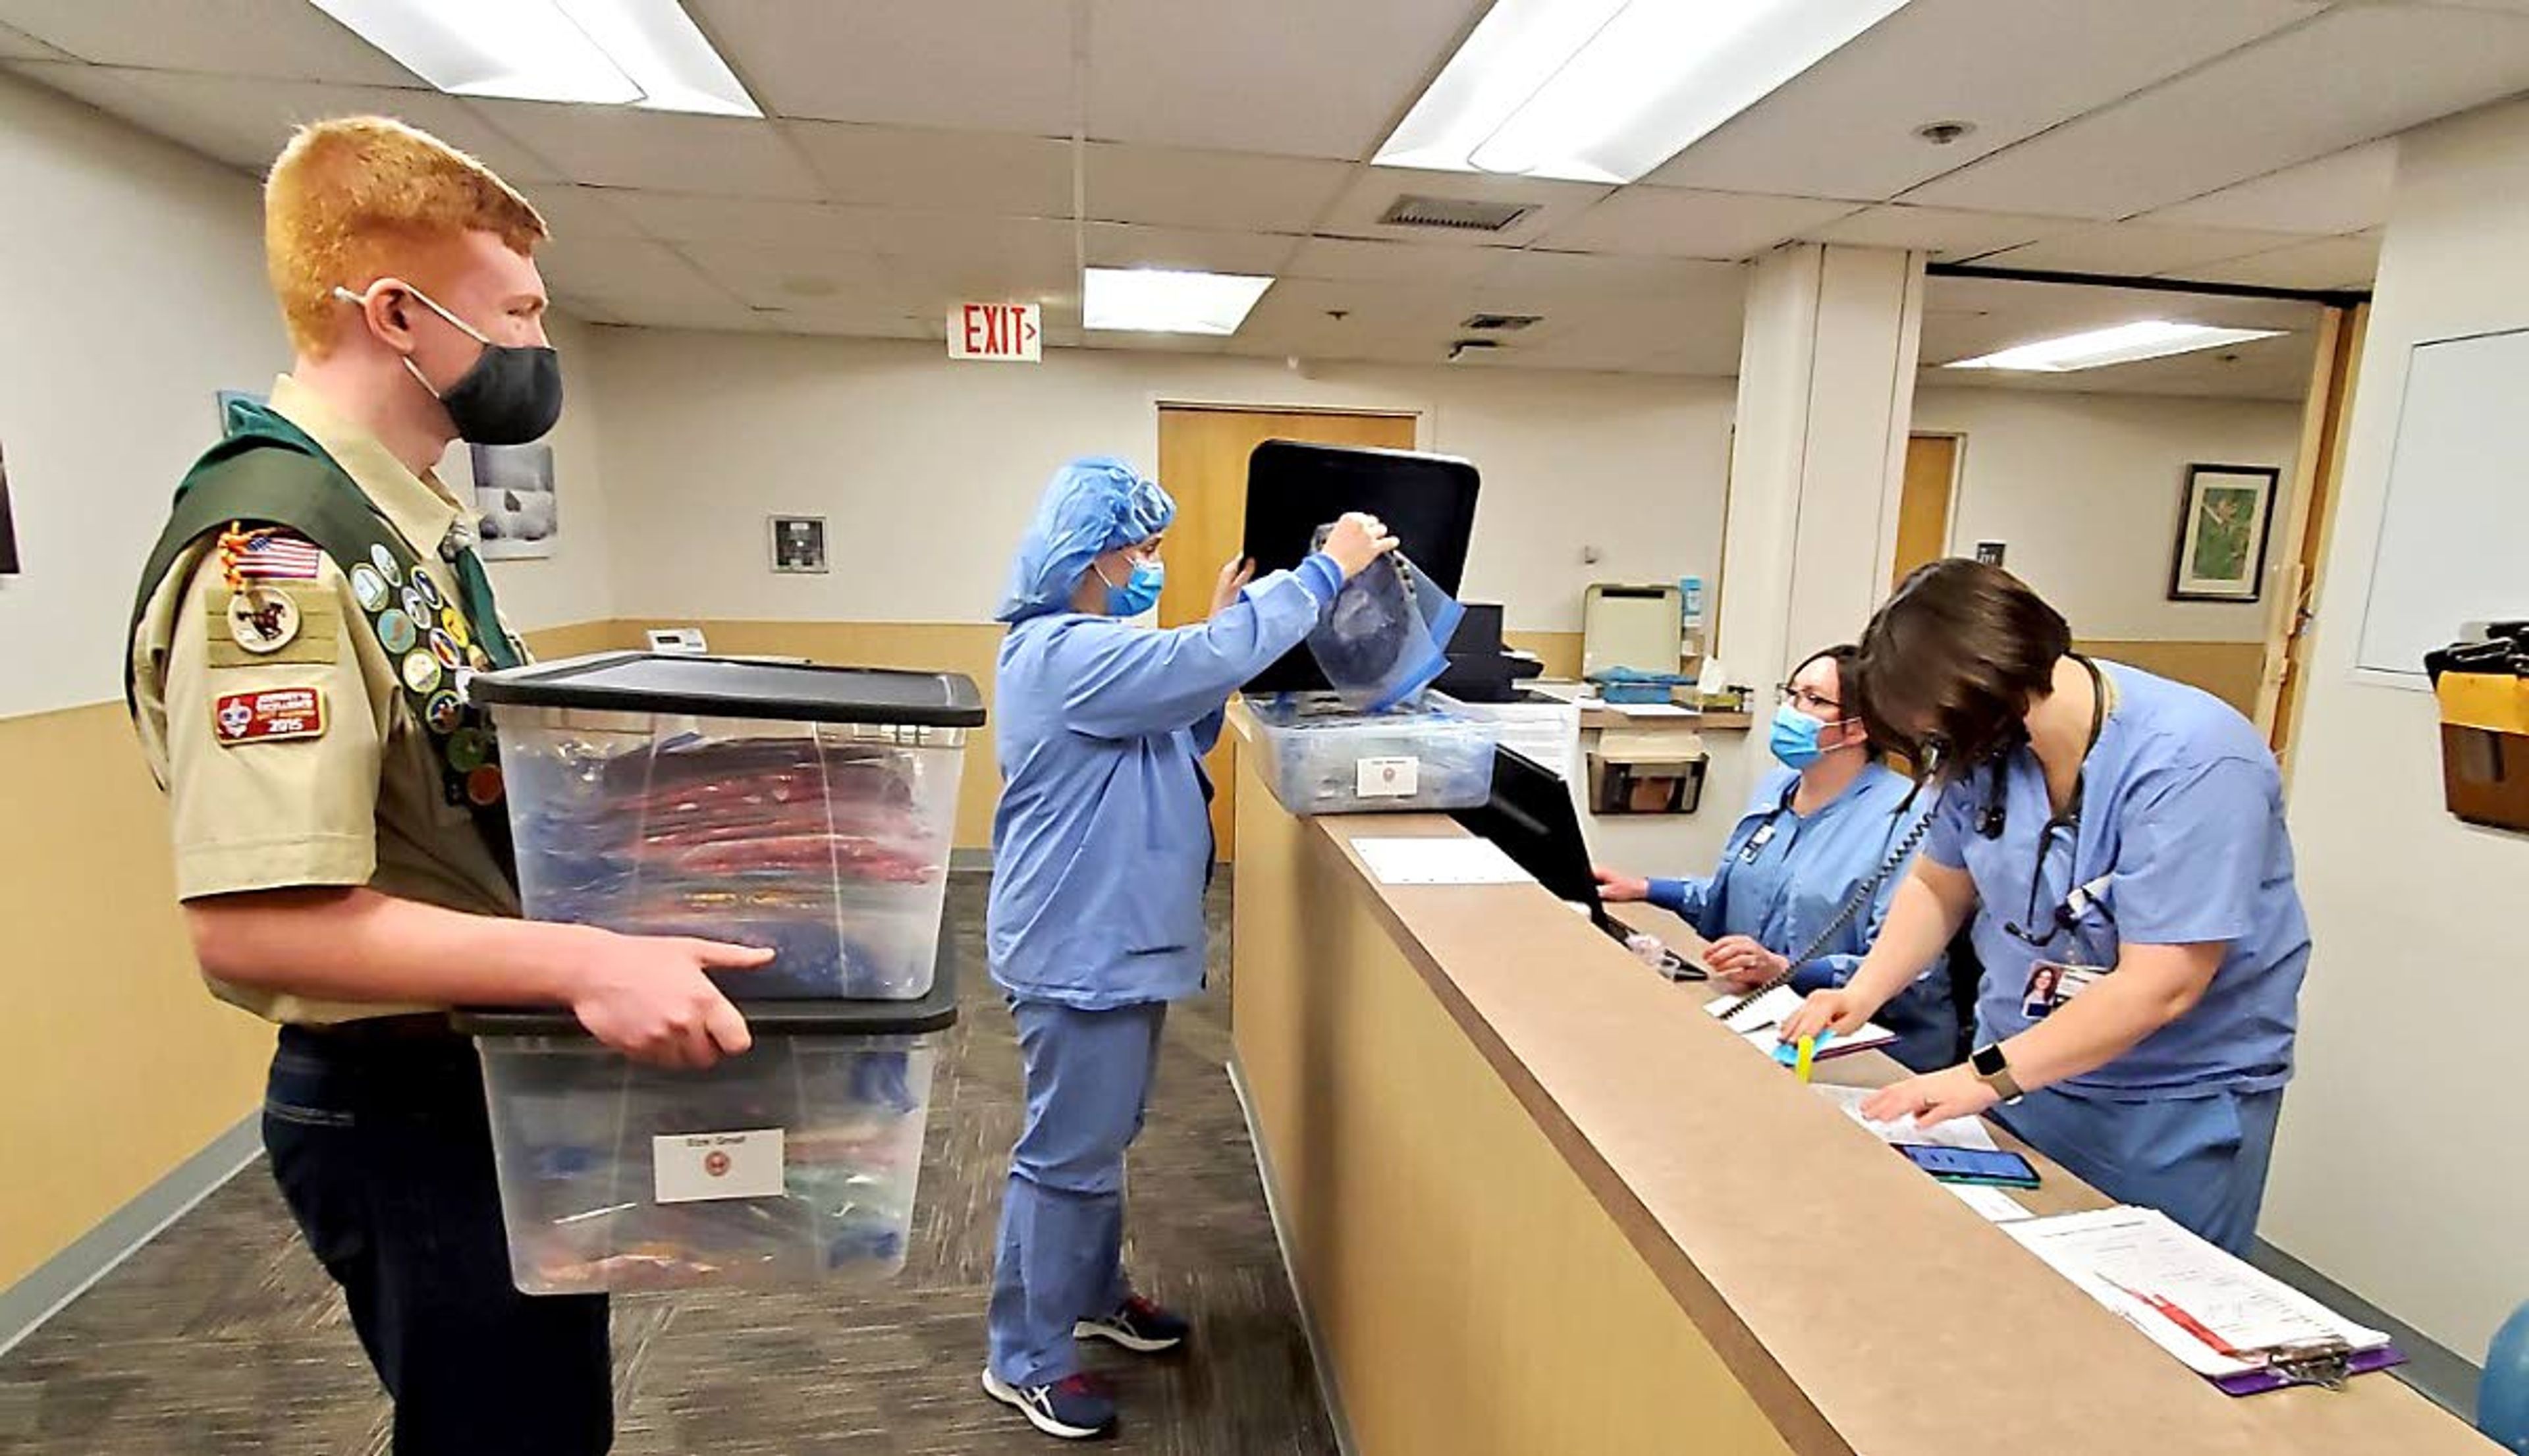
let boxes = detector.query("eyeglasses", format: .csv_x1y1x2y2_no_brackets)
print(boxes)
1778,684,1843,715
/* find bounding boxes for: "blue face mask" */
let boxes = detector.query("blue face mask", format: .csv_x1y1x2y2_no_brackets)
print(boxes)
1770,702,1840,770
1101,557,1164,617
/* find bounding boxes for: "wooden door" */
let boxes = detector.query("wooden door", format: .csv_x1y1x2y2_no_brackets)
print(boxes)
1892,433,1960,589
1156,406,1420,861
2262,304,2366,782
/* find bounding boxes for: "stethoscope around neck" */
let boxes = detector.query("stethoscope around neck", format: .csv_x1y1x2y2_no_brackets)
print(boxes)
1980,656,2117,950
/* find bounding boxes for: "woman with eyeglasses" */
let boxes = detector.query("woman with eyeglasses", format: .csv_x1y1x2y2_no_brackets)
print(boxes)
1780,561,2309,1254
1595,645,1961,1072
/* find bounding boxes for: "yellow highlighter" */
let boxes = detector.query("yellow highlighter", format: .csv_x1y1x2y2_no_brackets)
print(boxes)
1793,1035,1817,1084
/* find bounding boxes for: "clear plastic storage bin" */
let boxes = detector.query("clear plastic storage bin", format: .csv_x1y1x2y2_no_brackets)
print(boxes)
475,653,986,1001
456,965,956,1295
1245,691,1500,815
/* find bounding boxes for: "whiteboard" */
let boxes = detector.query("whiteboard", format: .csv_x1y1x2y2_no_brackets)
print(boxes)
2356,327,2529,676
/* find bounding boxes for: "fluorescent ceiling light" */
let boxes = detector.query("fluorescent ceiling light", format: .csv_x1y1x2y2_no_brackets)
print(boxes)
1942,321,2288,373
310,0,762,116
1376,0,1912,184
1085,269,1274,336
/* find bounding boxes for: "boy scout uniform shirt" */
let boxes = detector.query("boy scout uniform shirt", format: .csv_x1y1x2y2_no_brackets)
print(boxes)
128,375,524,1025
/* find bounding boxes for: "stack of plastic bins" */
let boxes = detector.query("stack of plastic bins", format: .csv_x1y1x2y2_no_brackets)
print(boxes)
456,948,957,1294
1245,691,1500,815
472,652,986,1001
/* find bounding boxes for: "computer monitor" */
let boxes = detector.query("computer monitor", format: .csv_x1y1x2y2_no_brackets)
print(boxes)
1452,745,1608,929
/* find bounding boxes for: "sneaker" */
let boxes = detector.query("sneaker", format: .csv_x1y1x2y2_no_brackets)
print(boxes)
1074,1294,1191,1354
981,1368,1118,1441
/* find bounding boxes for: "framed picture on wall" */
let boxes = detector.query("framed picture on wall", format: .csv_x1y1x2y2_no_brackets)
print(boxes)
472,441,558,560
770,515,829,574
2169,463,2281,603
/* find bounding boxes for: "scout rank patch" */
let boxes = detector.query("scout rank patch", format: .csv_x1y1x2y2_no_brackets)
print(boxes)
214,688,326,745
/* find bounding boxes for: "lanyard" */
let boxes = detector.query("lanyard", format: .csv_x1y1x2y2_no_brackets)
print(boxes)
1998,657,2109,949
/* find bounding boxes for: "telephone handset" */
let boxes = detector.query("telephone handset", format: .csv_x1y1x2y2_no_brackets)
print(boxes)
1707,738,1945,1022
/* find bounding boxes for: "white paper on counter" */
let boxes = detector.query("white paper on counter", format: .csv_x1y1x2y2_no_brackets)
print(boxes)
1811,1083,2003,1152
1705,984,1805,1031
1353,837,1535,886
1945,1183,2034,1222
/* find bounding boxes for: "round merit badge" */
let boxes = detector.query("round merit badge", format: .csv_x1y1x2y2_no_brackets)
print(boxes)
227,587,300,655
439,606,472,650
400,649,443,695
447,727,489,772
423,689,464,734
401,586,429,624
465,763,504,807
414,570,445,610
349,564,390,612
375,608,419,655
428,628,464,671
370,544,403,587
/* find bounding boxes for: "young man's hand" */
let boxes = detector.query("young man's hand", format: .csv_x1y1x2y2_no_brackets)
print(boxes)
570,934,773,1069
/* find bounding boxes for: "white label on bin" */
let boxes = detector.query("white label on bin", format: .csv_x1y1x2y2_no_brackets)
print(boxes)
1357,756,1420,798
653,1128,785,1204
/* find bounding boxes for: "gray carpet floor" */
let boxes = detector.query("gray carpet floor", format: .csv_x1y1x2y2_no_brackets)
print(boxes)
0,874,1338,1455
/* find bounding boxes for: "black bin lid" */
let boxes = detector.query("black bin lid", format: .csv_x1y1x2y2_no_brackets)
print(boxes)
452,939,962,1038
470,652,985,728
1240,440,1481,696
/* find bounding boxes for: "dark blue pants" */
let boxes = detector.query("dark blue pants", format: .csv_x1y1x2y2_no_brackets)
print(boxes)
265,1026,612,1455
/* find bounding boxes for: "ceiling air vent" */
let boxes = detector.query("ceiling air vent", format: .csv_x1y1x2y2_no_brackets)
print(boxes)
1462,313,1542,332
1378,194,1533,233
1447,338,1504,362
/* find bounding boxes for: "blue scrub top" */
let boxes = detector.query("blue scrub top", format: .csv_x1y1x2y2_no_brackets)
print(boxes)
1924,661,2308,1096
987,556,1340,1010
1650,762,1957,1070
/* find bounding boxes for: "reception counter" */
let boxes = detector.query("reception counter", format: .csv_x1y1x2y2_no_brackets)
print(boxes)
1226,740,2486,1455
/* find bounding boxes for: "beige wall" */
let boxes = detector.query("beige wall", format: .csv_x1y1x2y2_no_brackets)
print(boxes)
584,328,1737,636
1912,387,2304,645
2260,96,2529,1361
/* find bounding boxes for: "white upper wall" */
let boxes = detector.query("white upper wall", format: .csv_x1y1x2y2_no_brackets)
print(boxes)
586,329,1737,634
1913,387,2304,643
2260,95,2529,1362
0,72,617,720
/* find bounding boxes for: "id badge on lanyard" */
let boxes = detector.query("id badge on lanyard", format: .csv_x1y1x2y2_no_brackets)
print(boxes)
2017,872,2113,1019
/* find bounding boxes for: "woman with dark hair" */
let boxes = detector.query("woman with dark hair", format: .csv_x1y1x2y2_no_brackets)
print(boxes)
1597,645,1959,1071
1783,560,2308,1254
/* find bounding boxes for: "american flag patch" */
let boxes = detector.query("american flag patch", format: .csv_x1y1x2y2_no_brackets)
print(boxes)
233,533,324,580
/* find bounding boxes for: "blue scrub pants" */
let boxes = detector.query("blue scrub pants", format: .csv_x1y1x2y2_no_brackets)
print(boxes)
987,998,1168,1386
1994,1084,2283,1254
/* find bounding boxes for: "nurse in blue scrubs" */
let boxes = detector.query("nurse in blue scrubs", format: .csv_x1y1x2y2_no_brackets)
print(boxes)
1782,561,2308,1254
980,456,1396,1442
1596,645,1960,1071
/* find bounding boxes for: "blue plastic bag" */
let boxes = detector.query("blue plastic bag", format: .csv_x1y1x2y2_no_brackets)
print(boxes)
1306,533,1463,712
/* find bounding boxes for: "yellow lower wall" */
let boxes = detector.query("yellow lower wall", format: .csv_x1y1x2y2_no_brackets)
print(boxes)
1,621,620,1298
2079,638,2266,716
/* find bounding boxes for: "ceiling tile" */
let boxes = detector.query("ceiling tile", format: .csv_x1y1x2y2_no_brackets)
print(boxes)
1971,221,2309,275
861,216,1081,302
788,122,1075,217
1083,224,1299,276
8,63,562,182
1644,0,2320,202
1083,144,1352,231
607,190,873,250
1282,236,1498,285
1907,5,2529,219
533,236,745,309
690,0,1077,134
1542,188,1859,260
1321,169,1611,249
1801,204,2077,258
0,0,420,84
520,184,645,242
0,20,62,59
1472,250,1746,303
676,242,891,310
2181,232,2381,291
2142,142,2397,234
1085,0,1486,159
566,293,772,334
464,99,821,199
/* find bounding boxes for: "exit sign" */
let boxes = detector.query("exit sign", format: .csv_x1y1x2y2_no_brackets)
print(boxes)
949,302,1041,362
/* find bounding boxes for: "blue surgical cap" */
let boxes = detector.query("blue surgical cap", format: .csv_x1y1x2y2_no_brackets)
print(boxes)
996,456,1177,622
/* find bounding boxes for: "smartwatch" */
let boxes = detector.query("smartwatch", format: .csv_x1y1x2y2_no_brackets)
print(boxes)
1970,1042,2025,1104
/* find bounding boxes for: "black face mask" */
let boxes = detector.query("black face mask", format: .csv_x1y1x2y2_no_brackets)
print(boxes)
337,284,564,445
